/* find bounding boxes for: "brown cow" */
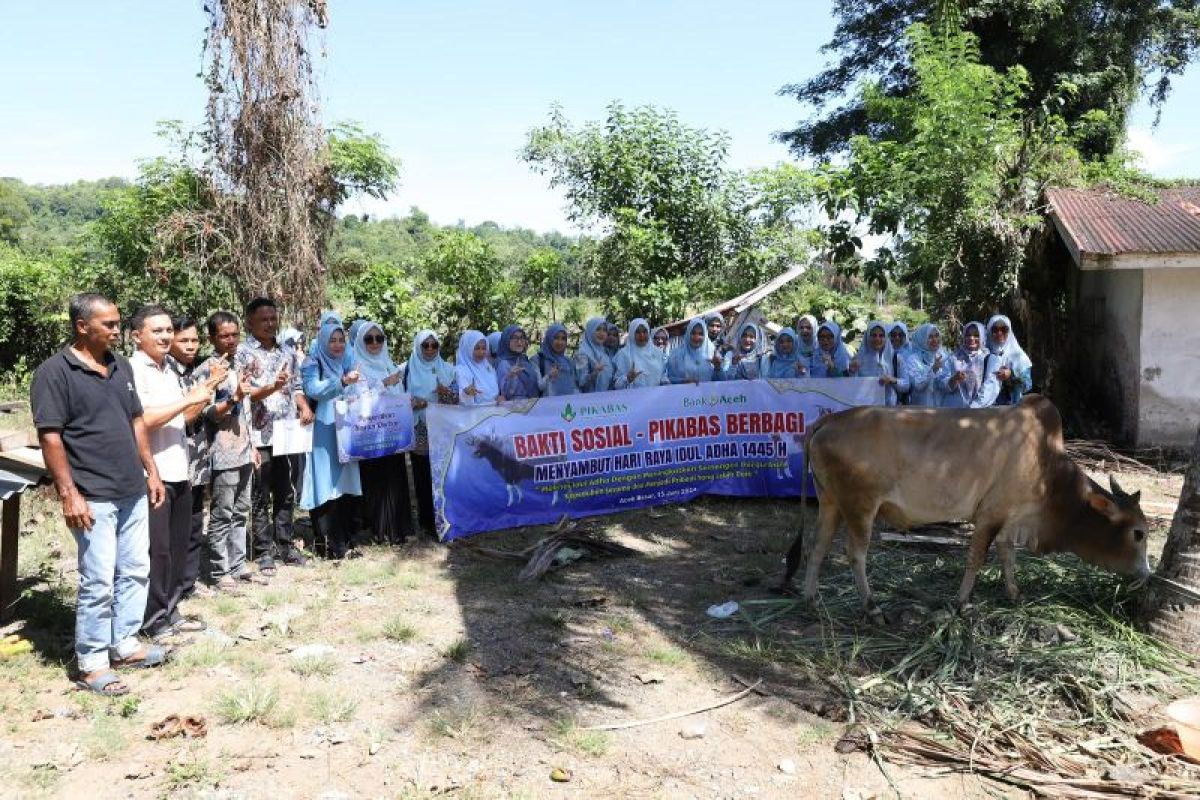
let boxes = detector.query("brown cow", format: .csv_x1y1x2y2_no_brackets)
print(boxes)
781,395,1151,612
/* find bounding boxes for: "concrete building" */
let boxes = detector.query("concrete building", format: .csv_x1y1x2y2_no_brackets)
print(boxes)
1047,186,1200,448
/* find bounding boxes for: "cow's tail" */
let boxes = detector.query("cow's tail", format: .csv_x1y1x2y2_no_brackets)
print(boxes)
781,417,817,589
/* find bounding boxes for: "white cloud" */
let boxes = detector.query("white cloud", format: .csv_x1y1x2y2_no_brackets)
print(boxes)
1126,126,1200,177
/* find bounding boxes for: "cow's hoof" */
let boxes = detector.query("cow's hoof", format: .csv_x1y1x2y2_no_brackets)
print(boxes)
864,605,886,626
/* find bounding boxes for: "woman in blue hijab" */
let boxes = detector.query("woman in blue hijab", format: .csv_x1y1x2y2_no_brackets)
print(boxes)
727,320,765,380
403,329,457,538
887,322,914,404
614,318,669,389
763,327,807,378
300,322,363,559
456,330,501,404
809,321,851,377
348,321,412,545
986,315,1033,405
496,324,545,399
906,323,952,407
536,323,579,396
668,317,725,384
573,317,614,393
852,321,901,405
944,321,999,408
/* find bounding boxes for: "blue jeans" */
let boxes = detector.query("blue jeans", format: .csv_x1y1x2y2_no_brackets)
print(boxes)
72,494,150,673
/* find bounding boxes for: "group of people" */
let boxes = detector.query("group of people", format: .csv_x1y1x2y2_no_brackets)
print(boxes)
30,291,1034,696
447,312,1033,411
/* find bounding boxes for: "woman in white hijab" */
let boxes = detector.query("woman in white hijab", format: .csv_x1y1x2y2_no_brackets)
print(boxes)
986,314,1033,405
906,323,952,407
456,330,501,404
350,321,412,544
944,321,1000,408
852,321,900,405
613,318,669,389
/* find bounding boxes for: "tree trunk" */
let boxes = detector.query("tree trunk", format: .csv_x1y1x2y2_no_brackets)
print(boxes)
1140,425,1200,655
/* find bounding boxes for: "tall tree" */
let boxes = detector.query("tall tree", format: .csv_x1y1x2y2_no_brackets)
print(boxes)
1140,426,1200,656
203,0,329,317
523,102,807,322
780,0,1200,160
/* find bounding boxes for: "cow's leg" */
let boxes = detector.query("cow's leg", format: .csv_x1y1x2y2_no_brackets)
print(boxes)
506,484,516,507
844,511,882,620
995,537,1020,602
957,522,1001,607
801,501,841,602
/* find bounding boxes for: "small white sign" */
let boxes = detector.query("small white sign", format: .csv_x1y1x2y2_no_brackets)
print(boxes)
271,417,313,456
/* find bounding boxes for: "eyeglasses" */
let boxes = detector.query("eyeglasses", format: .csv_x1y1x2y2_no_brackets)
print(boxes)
363,335,385,345
510,334,527,341
420,341,439,350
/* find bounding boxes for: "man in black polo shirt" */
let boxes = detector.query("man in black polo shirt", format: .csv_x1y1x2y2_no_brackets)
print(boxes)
31,293,167,696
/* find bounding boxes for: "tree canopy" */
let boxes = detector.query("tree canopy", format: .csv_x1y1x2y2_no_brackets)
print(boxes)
780,0,1200,160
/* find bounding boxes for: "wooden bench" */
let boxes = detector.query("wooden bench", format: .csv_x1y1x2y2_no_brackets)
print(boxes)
0,430,46,622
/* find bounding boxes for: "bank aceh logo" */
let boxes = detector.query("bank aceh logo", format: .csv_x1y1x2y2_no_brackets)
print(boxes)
682,393,749,409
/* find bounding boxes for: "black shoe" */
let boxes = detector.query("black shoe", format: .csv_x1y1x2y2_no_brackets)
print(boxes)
282,551,309,567
257,557,278,576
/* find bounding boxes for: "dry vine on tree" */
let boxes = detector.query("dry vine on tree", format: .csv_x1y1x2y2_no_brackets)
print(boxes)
202,0,330,318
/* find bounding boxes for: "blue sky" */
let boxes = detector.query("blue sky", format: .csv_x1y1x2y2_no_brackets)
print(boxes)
2,1,1197,233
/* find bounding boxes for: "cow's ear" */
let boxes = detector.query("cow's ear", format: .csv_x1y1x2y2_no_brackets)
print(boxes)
1087,491,1120,520
1127,490,1142,506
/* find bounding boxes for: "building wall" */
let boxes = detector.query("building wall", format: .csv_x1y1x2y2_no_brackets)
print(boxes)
1138,267,1200,447
1076,268,1142,442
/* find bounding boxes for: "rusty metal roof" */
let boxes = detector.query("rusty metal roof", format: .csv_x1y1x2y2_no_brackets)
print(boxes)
1046,186,1200,258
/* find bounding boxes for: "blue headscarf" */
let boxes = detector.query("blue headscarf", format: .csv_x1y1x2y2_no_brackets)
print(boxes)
351,320,397,384
765,327,804,378
496,324,540,399
888,321,912,355
703,313,725,358
949,321,988,401
407,329,455,422
911,323,949,368
486,331,502,360
810,321,851,377
309,310,343,356
854,321,894,379
539,323,577,396
455,330,499,403
312,321,355,382
576,317,614,392
667,317,713,383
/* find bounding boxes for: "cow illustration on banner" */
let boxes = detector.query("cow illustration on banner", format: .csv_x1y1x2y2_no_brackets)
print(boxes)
426,379,884,540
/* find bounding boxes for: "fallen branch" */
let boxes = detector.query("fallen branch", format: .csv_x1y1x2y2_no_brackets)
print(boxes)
582,679,763,731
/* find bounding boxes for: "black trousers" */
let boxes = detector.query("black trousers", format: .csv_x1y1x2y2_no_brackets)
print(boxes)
251,448,299,564
359,454,413,544
143,480,193,636
410,453,436,537
310,495,354,559
180,484,206,595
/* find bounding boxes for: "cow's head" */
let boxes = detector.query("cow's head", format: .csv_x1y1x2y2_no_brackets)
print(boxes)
464,434,496,458
1078,475,1151,583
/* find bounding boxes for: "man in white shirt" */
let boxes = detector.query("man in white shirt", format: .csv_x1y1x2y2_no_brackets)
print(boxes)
129,305,222,639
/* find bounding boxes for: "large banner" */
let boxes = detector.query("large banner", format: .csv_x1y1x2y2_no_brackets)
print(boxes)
334,390,415,463
427,379,883,540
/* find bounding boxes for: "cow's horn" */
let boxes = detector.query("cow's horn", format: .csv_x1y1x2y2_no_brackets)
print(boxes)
1108,475,1127,497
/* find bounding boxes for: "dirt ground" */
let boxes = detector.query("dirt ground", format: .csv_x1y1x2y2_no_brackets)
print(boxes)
0,454,1186,799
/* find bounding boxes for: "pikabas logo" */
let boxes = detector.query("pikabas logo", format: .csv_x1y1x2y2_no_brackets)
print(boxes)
560,401,628,423
560,403,577,423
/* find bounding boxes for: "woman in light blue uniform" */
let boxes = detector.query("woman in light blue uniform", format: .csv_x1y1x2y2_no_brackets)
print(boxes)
300,322,363,559
726,320,765,380
852,321,900,405
906,323,952,407
495,325,545,400
794,314,818,363
573,317,614,393
887,322,914,404
536,323,579,396
762,327,807,379
986,315,1033,405
613,318,669,389
809,321,851,378
944,321,999,408
667,317,725,384
403,329,457,538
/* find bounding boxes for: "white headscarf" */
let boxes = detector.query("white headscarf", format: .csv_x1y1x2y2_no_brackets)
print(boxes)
351,321,397,383
986,314,1032,374
455,330,499,403
619,318,667,386
406,329,454,401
